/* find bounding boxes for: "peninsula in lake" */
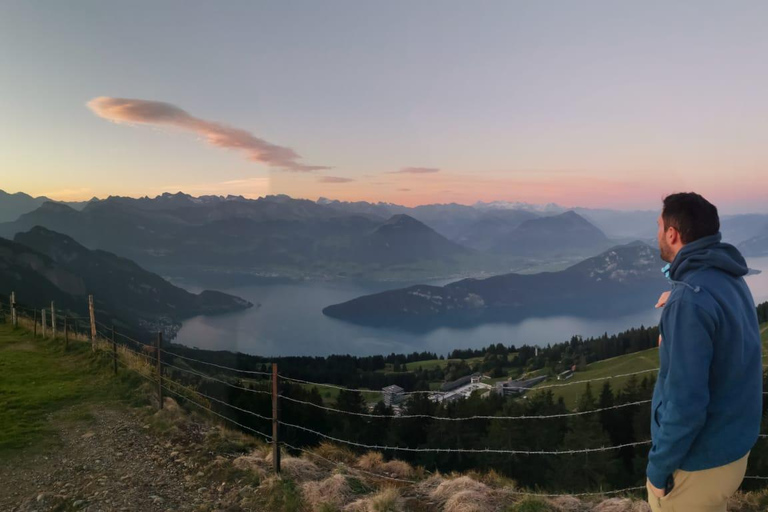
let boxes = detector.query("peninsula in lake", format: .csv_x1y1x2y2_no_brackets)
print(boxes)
322,241,668,330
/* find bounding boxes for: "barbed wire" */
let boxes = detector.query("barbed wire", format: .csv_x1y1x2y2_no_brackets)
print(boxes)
94,321,154,347
530,369,659,391
183,385,272,423
280,440,419,484
115,342,160,364
277,374,417,395
113,347,274,443
162,360,272,397
115,355,158,383
280,394,653,421
279,420,653,455
505,485,647,498
160,382,272,442
13,304,89,321
279,367,663,399
160,348,272,377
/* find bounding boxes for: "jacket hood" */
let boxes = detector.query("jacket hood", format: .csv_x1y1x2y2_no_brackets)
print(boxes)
669,232,749,281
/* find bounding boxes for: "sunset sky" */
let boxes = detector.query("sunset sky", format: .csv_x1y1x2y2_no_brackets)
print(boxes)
2,1,768,212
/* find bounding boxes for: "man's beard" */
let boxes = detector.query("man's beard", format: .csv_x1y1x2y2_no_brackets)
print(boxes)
659,241,673,263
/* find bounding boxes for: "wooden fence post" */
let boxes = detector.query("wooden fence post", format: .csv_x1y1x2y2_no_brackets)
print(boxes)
64,317,69,350
88,295,96,351
112,325,117,375
156,332,163,410
33,309,37,337
42,309,47,337
51,301,56,339
272,363,281,474
10,292,16,328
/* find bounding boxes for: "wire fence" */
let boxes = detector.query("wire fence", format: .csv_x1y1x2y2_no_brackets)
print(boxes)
5,296,768,499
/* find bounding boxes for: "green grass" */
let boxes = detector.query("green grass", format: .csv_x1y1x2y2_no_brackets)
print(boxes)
507,498,555,511
531,347,660,408
297,383,382,406
0,323,148,455
405,353,517,372
529,322,768,409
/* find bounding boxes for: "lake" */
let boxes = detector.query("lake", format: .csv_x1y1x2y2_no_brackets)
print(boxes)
173,256,768,357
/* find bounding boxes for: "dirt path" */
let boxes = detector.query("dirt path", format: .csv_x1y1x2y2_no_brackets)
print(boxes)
0,403,230,512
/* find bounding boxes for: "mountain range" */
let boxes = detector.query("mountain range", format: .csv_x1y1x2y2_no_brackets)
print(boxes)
0,192,614,280
2,190,766,283
0,189,93,223
1,226,251,339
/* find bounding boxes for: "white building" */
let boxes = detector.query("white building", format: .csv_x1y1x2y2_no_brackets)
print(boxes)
382,384,405,407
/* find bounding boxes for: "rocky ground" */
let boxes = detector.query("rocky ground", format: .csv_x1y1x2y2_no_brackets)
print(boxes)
0,400,242,512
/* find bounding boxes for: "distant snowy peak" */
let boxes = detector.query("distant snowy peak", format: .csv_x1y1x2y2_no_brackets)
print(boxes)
317,197,401,208
472,201,565,214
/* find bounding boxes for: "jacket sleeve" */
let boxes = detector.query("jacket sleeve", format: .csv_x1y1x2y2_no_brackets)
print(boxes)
646,299,715,489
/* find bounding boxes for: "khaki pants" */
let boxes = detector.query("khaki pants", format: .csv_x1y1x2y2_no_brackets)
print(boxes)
647,452,750,511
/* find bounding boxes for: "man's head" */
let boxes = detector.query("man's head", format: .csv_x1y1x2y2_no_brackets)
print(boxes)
657,192,720,263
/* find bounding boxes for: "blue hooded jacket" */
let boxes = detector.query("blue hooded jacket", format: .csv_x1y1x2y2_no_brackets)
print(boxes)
647,232,762,489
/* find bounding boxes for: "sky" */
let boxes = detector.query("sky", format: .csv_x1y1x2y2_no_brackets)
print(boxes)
1,1,768,212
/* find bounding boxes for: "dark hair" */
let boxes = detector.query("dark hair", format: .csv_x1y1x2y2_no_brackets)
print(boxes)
662,192,719,244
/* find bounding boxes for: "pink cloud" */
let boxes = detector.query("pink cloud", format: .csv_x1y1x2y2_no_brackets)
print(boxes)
87,97,329,172
397,188,411,191
318,176,354,183
389,167,440,174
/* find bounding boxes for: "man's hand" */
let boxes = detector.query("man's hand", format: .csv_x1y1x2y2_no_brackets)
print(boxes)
655,291,671,309
647,478,666,499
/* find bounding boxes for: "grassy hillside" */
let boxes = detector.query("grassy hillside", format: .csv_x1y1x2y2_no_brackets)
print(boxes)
0,323,145,454
529,323,768,409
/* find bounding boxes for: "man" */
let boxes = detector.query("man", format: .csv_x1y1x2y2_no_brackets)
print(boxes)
646,192,762,511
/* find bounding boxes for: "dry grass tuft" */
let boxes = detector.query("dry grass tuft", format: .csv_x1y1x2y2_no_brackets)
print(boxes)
727,489,768,512
358,451,385,470
591,498,641,512
547,495,584,512
414,473,445,496
444,490,492,512
467,468,516,489
343,487,404,512
311,442,358,465
379,460,414,479
301,474,353,511
263,445,289,463
431,476,490,504
232,453,269,478
282,456,325,482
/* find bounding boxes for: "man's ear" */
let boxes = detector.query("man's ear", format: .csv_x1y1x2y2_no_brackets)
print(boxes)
667,227,680,246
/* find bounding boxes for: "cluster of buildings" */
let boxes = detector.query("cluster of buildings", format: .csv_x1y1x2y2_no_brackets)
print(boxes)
493,375,548,396
381,372,553,411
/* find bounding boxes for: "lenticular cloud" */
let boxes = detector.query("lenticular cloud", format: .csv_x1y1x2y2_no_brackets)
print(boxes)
87,97,329,172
